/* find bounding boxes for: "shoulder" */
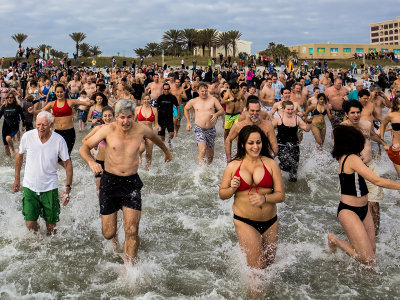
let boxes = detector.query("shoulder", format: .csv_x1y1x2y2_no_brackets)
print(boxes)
227,159,241,172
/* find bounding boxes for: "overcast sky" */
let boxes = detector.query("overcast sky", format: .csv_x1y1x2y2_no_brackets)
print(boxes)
1,0,398,57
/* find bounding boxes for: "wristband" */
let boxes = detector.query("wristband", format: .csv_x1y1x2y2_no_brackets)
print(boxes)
65,185,71,189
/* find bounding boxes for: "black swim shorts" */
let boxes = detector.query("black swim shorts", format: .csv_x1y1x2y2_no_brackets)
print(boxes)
99,170,143,215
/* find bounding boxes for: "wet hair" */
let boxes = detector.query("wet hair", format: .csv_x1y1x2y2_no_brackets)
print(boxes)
246,96,260,109
91,92,108,107
313,86,320,92
230,82,239,90
281,87,290,94
233,125,272,160
4,92,17,107
332,125,365,160
163,83,170,89
55,83,66,92
96,83,106,92
344,100,363,114
141,92,151,101
358,89,370,98
317,93,328,103
102,105,114,116
198,82,208,90
239,82,247,89
392,95,400,112
281,100,294,109
37,110,54,124
115,99,136,116
26,95,34,102
79,90,87,96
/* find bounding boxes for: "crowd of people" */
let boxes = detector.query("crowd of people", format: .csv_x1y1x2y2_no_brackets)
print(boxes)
2,58,400,290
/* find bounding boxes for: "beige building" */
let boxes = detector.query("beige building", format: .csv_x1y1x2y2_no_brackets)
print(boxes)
288,43,400,59
370,17,400,45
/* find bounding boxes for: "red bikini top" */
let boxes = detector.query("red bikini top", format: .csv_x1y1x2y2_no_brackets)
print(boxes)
234,159,273,192
53,99,72,117
137,106,155,122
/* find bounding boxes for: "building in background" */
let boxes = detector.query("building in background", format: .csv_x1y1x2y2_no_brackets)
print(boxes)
289,43,400,59
370,17,400,45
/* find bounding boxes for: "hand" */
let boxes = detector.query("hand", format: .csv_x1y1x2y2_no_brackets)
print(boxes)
186,123,192,131
230,176,240,190
13,179,20,192
210,113,218,124
61,187,71,207
392,143,400,151
155,125,161,132
89,100,95,105
248,191,266,207
164,151,173,162
89,161,103,176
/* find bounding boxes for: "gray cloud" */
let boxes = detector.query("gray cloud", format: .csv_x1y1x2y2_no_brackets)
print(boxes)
1,0,398,57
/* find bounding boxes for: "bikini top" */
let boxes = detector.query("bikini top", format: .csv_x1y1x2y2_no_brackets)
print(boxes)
92,106,102,119
392,122,400,131
138,106,155,122
313,106,327,116
234,158,273,192
339,154,368,197
98,124,106,147
53,99,73,117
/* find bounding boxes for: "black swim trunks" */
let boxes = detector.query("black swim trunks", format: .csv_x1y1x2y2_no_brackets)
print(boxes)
99,170,143,215
95,160,105,178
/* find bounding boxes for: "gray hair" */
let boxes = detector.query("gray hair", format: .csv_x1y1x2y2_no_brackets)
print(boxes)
355,80,363,86
36,111,54,124
114,99,136,116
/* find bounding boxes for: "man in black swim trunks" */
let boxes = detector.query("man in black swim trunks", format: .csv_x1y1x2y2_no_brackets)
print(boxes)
79,99,173,266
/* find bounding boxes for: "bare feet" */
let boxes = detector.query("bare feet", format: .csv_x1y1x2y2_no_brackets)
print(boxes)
327,233,337,252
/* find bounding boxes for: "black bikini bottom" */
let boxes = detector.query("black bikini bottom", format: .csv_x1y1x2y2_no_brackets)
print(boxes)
337,201,368,221
233,214,277,235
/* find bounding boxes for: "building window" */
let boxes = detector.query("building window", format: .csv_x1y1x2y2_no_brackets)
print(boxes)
380,38,383,42
385,37,389,41
371,32,379,37
308,48,313,55
385,31,388,35
395,36,398,40
384,24,388,29
317,48,325,54
395,29,398,34
356,48,364,54
395,23,398,27
389,30,393,34
371,26,379,31
343,48,352,54
330,48,338,54
389,23,393,28
372,38,379,43
390,36,394,40
381,49,388,53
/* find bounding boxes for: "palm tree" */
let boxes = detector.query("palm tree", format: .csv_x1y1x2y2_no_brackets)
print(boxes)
37,44,47,59
69,32,86,57
134,48,148,58
182,28,198,55
145,42,162,57
198,28,218,57
90,45,102,56
79,43,91,57
11,33,28,48
162,29,184,56
216,31,231,58
227,30,242,57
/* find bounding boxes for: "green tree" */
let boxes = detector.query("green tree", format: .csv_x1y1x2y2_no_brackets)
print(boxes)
162,29,184,56
198,28,218,57
69,32,86,57
145,42,162,57
216,31,231,58
262,42,294,60
182,28,198,54
11,33,28,48
90,45,102,56
79,43,91,57
37,44,47,59
134,48,148,58
227,30,242,57
50,49,64,59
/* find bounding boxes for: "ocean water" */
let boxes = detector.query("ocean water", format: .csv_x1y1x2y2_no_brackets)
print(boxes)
1,119,400,299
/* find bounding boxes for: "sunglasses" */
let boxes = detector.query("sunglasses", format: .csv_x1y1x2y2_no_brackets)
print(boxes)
6,96,14,99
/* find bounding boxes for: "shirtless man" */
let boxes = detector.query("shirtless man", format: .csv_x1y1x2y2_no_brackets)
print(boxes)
170,78,187,136
342,100,387,235
290,83,307,111
83,77,96,99
259,78,275,114
299,77,310,102
269,88,303,120
325,78,349,128
369,85,391,130
208,79,221,101
145,73,163,107
115,77,129,101
184,82,224,165
221,82,246,140
135,68,146,85
320,71,332,90
79,100,172,266
225,96,278,163
67,74,82,100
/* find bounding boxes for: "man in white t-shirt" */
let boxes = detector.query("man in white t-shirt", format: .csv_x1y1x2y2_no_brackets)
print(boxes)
13,111,73,235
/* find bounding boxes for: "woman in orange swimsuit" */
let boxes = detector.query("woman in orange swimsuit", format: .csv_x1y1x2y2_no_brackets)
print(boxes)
381,95,400,177
219,125,285,271
134,93,161,170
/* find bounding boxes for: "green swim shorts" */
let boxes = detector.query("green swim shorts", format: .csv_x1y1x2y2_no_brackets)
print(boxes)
22,187,60,223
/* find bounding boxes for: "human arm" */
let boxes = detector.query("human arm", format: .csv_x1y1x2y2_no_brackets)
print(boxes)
133,106,140,122
225,125,240,163
304,104,315,117
87,106,95,124
61,159,73,206
298,116,312,132
219,162,240,200
380,114,390,140
13,152,23,192
142,125,173,162
269,103,279,120
221,90,234,104
265,123,279,156
370,126,388,149
184,100,193,130
153,108,161,132
210,98,224,124
69,98,94,107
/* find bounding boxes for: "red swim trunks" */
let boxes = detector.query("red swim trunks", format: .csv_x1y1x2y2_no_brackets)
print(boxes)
387,146,400,165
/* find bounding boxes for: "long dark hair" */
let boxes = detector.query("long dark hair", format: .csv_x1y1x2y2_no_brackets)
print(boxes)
392,95,400,112
233,125,272,160
331,125,365,160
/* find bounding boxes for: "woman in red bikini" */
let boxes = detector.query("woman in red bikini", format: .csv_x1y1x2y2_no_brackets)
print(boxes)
134,93,161,170
219,125,285,270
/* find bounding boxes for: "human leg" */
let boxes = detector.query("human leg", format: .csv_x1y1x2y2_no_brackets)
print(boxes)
261,220,278,268
368,202,380,235
144,139,153,170
122,207,141,265
311,125,323,150
197,142,207,164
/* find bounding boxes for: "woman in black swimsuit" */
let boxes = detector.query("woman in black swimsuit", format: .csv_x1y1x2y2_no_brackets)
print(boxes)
219,125,285,271
328,125,400,266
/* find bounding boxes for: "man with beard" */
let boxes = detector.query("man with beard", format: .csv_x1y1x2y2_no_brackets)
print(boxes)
225,96,278,163
325,78,349,129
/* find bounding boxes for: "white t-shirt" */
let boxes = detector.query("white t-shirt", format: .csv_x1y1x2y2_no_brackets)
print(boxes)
19,129,69,192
